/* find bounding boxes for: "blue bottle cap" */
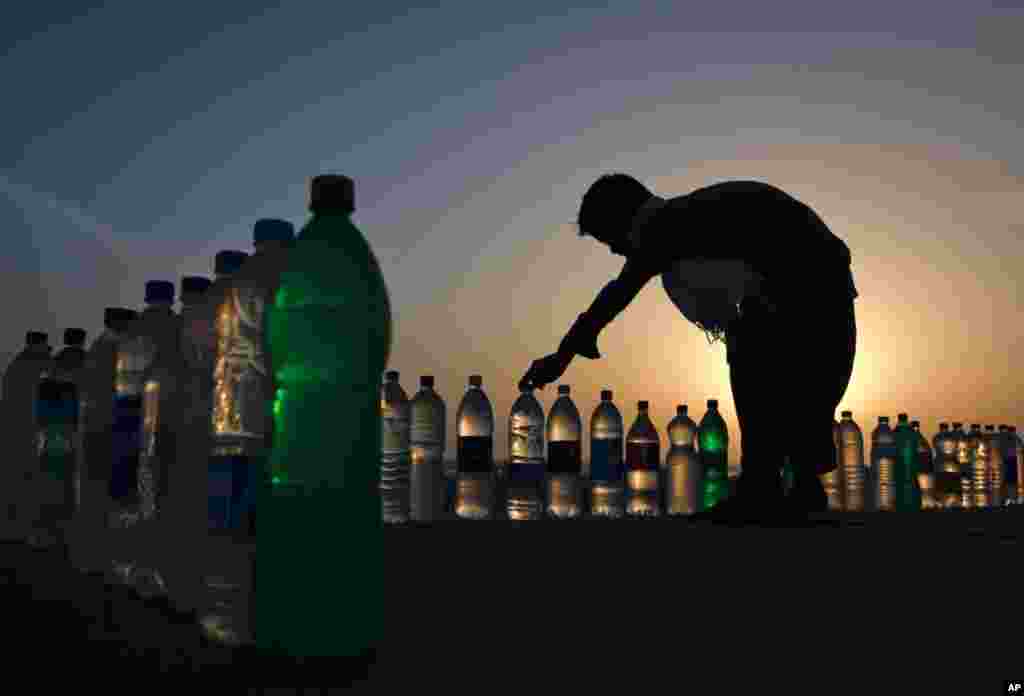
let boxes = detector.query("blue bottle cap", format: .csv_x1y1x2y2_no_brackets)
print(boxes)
181,276,212,296
145,280,175,304
253,218,295,245
63,328,86,346
214,250,249,276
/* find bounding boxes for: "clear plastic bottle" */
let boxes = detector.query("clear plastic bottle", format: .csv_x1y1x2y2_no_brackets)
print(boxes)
932,423,957,509
506,385,545,520
838,411,866,512
1012,426,1023,503
997,425,1015,506
380,370,411,524
966,424,987,509
455,375,494,520
626,401,660,517
53,328,88,515
698,399,729,511
821,419,844,511
870,416,896,512
546,385,582,519
1,331,53,540
78,310,137,567
665,404,701,516
410,376,446,522
952,422,971,508
33,377,78,550
589,390,624,518
112,281,178,531
984,425,1002,508
910,421,936,510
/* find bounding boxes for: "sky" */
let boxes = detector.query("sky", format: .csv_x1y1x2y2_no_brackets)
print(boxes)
3,1,1022,468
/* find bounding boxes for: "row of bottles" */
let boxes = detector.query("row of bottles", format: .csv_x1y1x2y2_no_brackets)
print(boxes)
378,372,731,522
824,412,1022,514
2,174,393,659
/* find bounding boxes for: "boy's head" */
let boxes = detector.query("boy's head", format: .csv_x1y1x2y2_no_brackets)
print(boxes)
576,173,654,256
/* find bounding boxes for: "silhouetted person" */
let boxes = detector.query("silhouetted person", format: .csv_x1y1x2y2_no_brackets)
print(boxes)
519,173,858,523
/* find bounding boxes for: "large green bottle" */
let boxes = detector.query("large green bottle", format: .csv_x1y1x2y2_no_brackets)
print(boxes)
698,399,730,510
261,174,391,659
892,413,921,512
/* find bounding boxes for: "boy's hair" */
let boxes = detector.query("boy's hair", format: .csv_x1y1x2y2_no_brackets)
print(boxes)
576,173,653,239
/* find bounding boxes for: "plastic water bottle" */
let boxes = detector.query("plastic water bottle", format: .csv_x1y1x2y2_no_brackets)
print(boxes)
455,375,494,520
589,390,624,518
33,377,78,550
821,419,844,511
546,385,582,519
177,252,246,541
78,310,137,565
966,424,987,509
665,404,701,516
626,401,660,517
1007,425,1021,504
263,174,391,659
1,331,53,540
892,414,920,511
951,423,972,508
984,425,1002,508
410,376,446,522
219,219,295,538
112,281,178,530
507,385,544,520
1012,426,1023,503
870,417,896,512
698,399,729,511
838,411,866,512
380,370,411,524
932,423,958,509
910,421,936,509
53,329,88,514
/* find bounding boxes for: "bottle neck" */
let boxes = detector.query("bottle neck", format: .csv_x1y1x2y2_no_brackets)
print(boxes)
144,301,173,313
254,241,291,255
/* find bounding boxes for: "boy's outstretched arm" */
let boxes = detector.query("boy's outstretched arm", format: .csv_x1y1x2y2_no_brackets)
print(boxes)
558,257,660,359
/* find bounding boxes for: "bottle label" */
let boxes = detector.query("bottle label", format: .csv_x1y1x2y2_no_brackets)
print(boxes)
626,441,659,471
410,412,442,447
110,393,143,501
382,414,411,454
547,440,582,475
457,436,492,474
590,438,623,482
510,422,543,461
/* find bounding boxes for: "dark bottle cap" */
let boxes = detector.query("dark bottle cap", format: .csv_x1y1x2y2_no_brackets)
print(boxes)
897,413,909,422
254,218,296,245
385,370,399,382
708,399,718,408
600,390,612,401
558,385,570,395
37,379,64,402
879,416,889,423
63,328,86,346
310,174,355,213
469,375,482,387
842,411,853,418
910,420,920,428
638,401,649,410
1011,426,1017,432
985,425,995,431
939,423,949,429
26,331,47,346
952,422,962,428
971,423,981,429
145,280,175,304
181,276,212,296
104,308,138,329
214,250,249,276
998,425,1008,431
420,376,434,388
677,405,686,415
